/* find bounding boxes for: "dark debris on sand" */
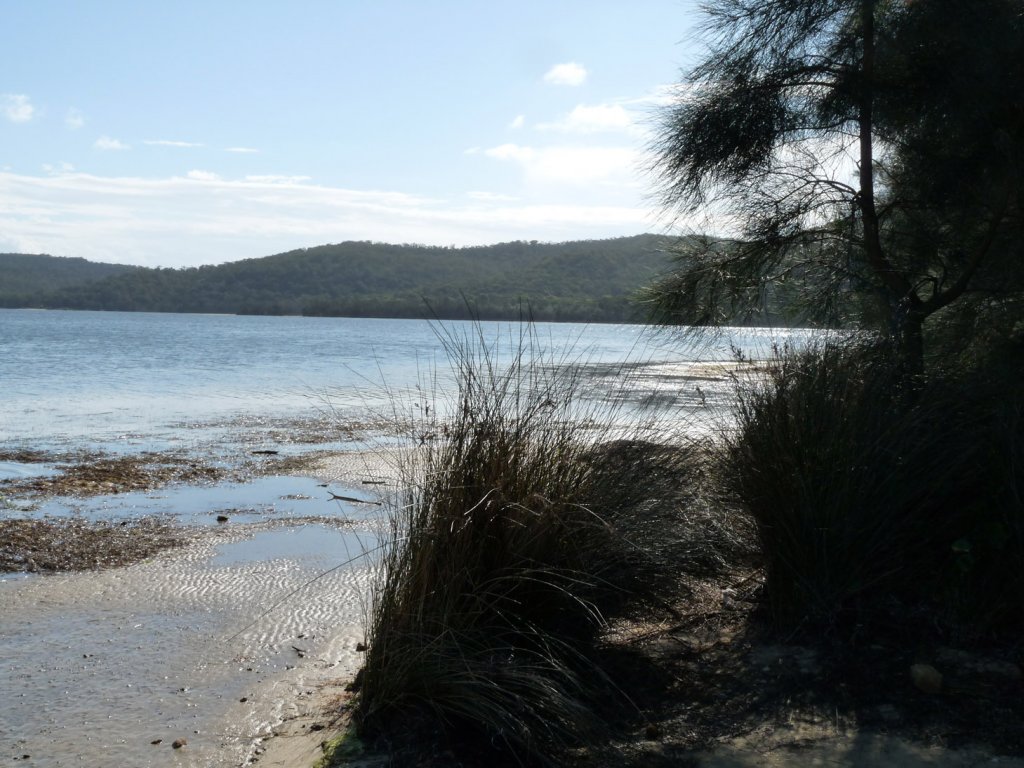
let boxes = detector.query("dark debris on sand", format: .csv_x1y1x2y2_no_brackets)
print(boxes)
0,451,223,498
0,517,185,573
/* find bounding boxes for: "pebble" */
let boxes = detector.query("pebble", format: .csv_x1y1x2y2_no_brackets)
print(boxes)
910,663,943,694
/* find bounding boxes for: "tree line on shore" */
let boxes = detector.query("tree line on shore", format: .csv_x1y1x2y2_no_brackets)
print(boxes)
0,235,681,323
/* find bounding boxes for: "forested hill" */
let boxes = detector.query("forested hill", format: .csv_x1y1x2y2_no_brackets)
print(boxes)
0,235,681,323
0,253,140,300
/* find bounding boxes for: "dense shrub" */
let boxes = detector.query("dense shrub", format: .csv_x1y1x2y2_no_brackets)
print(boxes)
726,338,1024,637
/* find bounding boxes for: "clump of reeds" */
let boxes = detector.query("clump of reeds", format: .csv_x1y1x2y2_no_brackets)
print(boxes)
352,324,709,763
725,336,1024,637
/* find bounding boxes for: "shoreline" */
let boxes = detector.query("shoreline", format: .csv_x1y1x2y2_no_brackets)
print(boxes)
4,442,1023,768
0,444,404,768
0,515,372,767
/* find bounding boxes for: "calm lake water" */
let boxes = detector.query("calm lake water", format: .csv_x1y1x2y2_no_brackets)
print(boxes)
0,309,813,455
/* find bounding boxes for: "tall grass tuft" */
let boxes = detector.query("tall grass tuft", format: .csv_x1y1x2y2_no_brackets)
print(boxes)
353,325,699,763
725,337,1024,636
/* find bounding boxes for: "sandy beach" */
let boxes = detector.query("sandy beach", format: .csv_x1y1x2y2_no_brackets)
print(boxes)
3,409,1021,768
6,441,1024,768
0,448,401,768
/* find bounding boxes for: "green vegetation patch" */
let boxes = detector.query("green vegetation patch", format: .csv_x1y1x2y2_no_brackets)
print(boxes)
1,235,680,323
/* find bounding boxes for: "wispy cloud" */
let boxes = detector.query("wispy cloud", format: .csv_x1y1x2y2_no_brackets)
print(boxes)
508,114,525,130
537,103,639,135
65,108,85,130
467,190,519,202
543,62,587,87
623,83,699,108
244,174,311,184
225,146,260,154
0,170,657,267
185,169,221,181
2,94,35,123
94,136,130,151
144,139,204,148
42,162,75,176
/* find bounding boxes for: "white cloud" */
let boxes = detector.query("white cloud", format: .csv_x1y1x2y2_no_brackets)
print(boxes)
243,175,311,184
467,190,519,202
225,146,260,154
145,139,204,148
622,82,702,109
543,62,587,87
484,143,533,162
2,94,35,123
185,169,221,181
509,114,525,130
482,143,641,186
538,103,638,135
0,170,658,267
94,136,130,151
65,108,85,130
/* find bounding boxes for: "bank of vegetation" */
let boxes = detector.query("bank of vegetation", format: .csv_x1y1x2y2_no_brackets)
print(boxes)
0,235,681,323
328,328,1022,767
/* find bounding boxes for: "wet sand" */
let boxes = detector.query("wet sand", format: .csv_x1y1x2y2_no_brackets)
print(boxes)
0,519,374,767
0,447,403,768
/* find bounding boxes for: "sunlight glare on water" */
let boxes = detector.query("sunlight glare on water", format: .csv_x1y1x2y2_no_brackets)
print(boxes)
0,309,818,452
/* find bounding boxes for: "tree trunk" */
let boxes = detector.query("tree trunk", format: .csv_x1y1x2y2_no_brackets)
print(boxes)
857,0,916,326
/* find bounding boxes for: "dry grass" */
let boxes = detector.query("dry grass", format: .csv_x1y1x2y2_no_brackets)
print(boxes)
350,324,730,764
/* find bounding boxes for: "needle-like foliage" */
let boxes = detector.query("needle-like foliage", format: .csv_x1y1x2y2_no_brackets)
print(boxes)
649,0,1024,378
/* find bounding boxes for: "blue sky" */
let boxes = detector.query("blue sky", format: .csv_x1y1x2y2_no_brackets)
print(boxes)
1,1,702,267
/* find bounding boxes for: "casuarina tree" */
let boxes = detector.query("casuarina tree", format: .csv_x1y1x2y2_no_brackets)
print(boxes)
648,0,1024,379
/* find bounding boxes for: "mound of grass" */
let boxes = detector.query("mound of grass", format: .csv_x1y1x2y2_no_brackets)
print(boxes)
352,326,708,764
725,337,1024,637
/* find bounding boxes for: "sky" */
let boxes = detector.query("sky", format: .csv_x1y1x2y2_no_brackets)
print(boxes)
1,1,704,268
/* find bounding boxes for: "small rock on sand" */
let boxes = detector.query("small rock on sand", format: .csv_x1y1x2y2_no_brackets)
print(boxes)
910,663,943,694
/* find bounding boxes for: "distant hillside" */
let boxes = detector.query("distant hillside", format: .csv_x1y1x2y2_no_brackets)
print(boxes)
0,253,139,303
1,236,682,323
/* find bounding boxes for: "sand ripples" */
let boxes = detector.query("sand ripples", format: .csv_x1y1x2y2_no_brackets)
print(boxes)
0,520,375,767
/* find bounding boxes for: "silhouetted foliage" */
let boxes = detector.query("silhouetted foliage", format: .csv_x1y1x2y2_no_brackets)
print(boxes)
647,0,1024,377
